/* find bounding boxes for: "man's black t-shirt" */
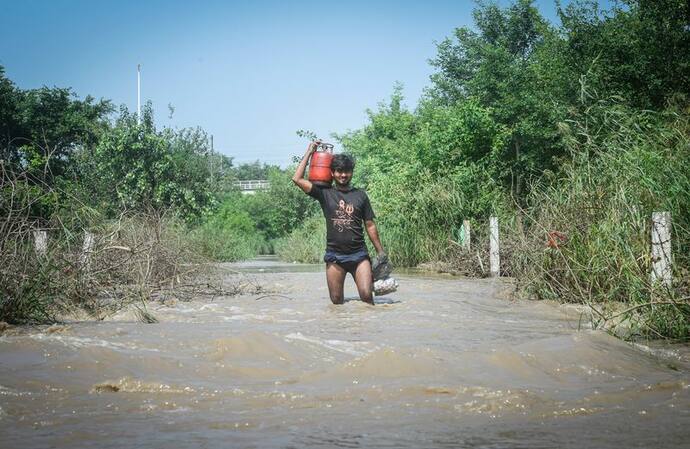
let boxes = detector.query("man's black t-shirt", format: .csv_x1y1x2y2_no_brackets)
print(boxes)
307,184,375,254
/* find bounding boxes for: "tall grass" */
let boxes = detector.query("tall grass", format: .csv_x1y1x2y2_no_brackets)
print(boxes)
274,214,325,263
355,165,509,267
508,104,689,340
189,221,265,261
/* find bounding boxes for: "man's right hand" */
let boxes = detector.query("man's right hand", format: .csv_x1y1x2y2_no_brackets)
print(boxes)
308,140,321,155
377,252,388,265
294,141,320,193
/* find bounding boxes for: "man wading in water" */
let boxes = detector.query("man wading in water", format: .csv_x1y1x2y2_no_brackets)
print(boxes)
292,141,386,305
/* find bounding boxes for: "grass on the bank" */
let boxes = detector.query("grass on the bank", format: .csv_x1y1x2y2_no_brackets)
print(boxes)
508,105,690,340
274,214,325,263
190,219,265,262
0,207,204,324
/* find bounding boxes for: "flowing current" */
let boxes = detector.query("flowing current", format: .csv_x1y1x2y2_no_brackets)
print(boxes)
1,257,688,448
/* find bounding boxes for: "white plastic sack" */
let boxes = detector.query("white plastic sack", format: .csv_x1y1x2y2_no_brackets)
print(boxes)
374,277,398,296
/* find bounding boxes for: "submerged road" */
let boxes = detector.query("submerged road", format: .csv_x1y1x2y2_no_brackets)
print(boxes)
1,257,688,448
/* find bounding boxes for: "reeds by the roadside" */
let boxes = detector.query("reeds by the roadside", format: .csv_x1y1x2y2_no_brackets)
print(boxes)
0,164,214,324
505,104,689,340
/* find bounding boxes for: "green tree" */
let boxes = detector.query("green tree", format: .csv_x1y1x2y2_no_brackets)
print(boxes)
213,166,318,242
84,104,216,219
337,89,508,265
558,0,690,109
429,0,569,197
0,67,22,168
0,65,113,219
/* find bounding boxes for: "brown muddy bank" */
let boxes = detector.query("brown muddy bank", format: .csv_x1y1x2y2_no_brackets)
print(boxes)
0,258,688,448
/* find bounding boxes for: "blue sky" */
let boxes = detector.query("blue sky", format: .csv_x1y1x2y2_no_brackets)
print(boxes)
1,0,612,166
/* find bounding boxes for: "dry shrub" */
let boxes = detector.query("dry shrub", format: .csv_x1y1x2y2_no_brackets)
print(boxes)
73,211,208,316
0,162,245,324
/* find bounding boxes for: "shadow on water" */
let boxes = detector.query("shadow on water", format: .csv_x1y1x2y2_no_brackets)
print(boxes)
340,296,402,305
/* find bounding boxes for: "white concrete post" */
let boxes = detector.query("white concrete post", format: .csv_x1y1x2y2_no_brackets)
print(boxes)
33,230,47,257
489,216,500,277
463,219,471,251
651,212,672,288
80,231,95,270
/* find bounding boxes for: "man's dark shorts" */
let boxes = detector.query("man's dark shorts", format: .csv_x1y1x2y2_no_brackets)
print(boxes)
324,248,370,276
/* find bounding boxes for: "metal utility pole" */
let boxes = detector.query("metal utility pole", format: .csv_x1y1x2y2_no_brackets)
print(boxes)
137,64,141,125
208,135,217,182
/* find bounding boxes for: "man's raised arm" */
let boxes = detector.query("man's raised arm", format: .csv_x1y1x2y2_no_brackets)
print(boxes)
292,141,319,193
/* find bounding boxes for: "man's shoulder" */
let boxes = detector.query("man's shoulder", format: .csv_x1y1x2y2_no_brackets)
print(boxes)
308,183,330,197
313,184,332,195
342,186,365,194
322,186,368,199
351,187,369,198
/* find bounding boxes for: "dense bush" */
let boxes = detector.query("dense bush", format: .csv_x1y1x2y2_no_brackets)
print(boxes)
274,214,325,264
74,105,222,221
189,194,265,261
0,66,251,322
509,103,690,339
240,168,319,241
0,168,204,323
337,95,510,266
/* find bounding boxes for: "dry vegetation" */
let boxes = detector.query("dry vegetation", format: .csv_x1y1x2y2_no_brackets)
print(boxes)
0,164,263,324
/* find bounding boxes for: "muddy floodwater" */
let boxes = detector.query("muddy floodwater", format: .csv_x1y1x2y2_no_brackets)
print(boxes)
1,257,688,448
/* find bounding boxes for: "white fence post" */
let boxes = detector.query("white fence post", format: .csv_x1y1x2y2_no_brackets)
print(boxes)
80,231,95,271
33,230,47,257
489,216,500,277
651,212,672,288
462,219,471,251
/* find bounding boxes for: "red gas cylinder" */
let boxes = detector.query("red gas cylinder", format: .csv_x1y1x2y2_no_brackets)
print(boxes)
308,143,333,186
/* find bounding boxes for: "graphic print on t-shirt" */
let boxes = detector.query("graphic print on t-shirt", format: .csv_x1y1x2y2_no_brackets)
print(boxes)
306,184,374,254
332,199,355,232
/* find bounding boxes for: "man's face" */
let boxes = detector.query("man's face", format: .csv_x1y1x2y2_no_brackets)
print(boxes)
332,169,353,187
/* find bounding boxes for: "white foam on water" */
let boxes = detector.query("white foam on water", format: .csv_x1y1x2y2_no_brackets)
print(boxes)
165,305,198,314
278,307,303,315
199,304,219,310
630,342,686,362
21,334,160,353
284,332,376,356
0,385,32,397
221,313,272,322
219,311,304,323
259,307,305,322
